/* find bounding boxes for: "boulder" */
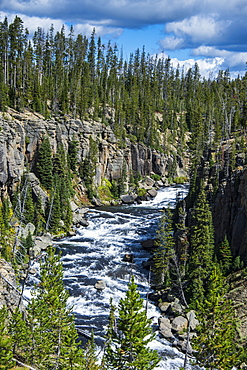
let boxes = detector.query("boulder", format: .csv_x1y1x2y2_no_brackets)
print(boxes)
121,194,136,204
186,310,200,330
141,239,156,251
171,316,188,332
94,280,106,290
122,253,134,263
32,233,53,256
169,298,185,315
158,301,171,313
155,180,164,188
178,339,193,354
19,222,36,238
159,317,173,339
147,188,157,198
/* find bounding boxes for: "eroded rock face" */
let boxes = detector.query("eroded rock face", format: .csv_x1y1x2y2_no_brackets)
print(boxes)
0,109,188,197
0,258,21,310
212,168,247,263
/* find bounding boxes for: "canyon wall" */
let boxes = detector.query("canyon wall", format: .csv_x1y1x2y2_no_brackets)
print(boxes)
0,108,188,198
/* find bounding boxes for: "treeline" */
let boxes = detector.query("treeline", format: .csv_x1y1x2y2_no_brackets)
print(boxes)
1,16,247,152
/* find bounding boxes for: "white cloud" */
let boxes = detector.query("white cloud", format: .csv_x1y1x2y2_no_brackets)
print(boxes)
194,46,247,69
160,35,184,50
166,15,227,43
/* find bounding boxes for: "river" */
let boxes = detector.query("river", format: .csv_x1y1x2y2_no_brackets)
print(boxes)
54,184,200,369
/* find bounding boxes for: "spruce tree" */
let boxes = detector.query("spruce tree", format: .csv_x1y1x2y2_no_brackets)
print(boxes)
103,276,160,370
36,136,53,190
192,266,241,370
153,208,175,288
0,307,14,370
218,235,232,275
187,186,215,306
19,247,84,369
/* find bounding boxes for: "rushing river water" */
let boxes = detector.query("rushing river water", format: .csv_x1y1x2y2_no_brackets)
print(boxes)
52,184,201,369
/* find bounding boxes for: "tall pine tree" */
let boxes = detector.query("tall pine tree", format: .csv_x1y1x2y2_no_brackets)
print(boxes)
103,276,160,370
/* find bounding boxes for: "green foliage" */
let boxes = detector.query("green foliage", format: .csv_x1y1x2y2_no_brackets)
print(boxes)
36,136,53,190
103,276,160,370
0,307,14,369
68,136,79,173
192,266,242,369
0,199,14,261
218,236,232,275
84,332,101,370
80,137,98,201
153,208,175,288
187,186,215,306
98,178,113,202
150,174,161,181
12,247,85,369
173,176,188,184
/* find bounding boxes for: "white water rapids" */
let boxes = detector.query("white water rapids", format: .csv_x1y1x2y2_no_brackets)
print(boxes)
26,184,201,369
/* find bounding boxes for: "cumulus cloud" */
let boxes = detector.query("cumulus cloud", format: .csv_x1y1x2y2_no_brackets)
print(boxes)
165,15,228,43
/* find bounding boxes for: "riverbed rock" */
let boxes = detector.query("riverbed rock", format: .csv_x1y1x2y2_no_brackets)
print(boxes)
186,310,200,330
159,317,174,339
32,233,53,256
147,188,158,198
140,239,156,251
171,316,188,332
94,280,106,290
121,194,136,204
158,301,171,313
122,253,134,263
19,222,36,238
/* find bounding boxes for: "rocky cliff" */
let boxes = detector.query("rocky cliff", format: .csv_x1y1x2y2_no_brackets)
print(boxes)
212,168,247,264
0,108,188,199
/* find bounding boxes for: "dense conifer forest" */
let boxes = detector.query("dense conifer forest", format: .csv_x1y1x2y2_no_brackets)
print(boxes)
1,15,247,369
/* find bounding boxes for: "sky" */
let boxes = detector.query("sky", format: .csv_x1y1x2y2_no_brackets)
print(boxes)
1,0,247,79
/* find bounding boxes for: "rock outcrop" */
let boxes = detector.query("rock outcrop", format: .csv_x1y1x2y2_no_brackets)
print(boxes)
0,259,22,310
0,108,189,198
212,167,247,264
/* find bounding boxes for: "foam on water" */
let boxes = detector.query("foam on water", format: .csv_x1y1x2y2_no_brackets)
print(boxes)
26,184,200,369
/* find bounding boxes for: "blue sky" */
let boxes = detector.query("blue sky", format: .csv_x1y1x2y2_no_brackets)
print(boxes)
1,0,247,78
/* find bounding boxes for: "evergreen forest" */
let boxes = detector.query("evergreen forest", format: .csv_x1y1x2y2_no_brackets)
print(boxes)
1,15,247,370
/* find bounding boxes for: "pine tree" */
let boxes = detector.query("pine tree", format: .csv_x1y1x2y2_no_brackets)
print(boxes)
84,331,101,370
68,136,79,173
36,136,53,190
18,247,85,369
218,235,232,275
192,266,241,369
103,276,160,370
0,307,14,370
153,208,175,288
187,186,215,306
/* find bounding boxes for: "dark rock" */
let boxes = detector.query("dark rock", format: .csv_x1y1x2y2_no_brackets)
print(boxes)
121,194,136,204
147,188,157,198
77,219,89,227
122,253,134,263
142,258,153,270
140,239,156,251
148,292,162,302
